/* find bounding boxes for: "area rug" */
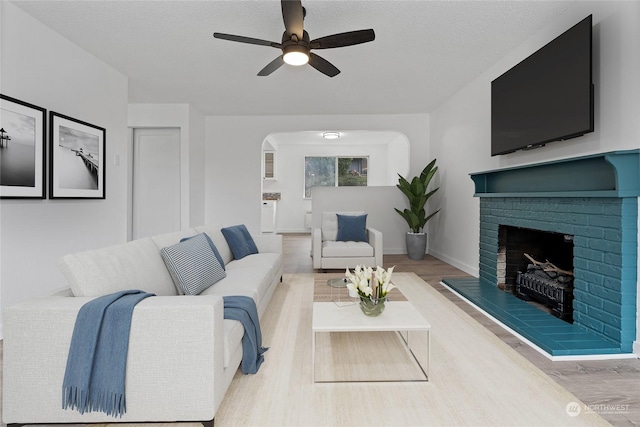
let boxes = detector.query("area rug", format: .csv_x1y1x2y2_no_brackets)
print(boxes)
313,273,407,302
212,273,610,427
312,274,419,382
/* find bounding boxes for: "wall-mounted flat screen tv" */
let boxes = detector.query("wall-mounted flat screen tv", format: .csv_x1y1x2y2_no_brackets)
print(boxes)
491,15,594,156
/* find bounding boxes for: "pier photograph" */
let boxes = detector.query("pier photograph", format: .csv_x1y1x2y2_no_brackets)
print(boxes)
50,112,105,199
57,125,99,190
0,94,46,198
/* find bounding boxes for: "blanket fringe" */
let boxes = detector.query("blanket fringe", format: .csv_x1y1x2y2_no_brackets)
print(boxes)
62,386,88,414
62,386,125,417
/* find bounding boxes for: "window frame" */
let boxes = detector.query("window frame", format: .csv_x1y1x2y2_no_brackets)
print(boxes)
304,156,368,199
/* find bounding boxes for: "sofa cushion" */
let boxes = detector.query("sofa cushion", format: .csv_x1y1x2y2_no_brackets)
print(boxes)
201,259,274,307
336,213,368,242
200,265,267,300
322,240,374,258
231,252,282,274
221,225,258,260
160,234,226,295
57,238,177,297
150,229,197,251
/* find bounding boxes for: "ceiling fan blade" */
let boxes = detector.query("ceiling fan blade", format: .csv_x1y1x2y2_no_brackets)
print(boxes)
310,29,375,49
258,56,285,76
214,32,281,48
308,53,340,77
281,0,304,38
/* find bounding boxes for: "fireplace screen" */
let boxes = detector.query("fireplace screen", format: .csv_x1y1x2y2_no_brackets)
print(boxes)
516,255,574,322
498,226,574,323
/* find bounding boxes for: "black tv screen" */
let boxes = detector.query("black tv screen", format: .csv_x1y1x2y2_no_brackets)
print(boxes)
491,15,593,156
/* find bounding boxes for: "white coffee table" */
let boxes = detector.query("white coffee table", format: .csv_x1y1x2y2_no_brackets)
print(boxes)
312,300,431,383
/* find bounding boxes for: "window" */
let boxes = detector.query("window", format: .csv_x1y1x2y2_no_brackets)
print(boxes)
263,151,276,179
304,156,368,198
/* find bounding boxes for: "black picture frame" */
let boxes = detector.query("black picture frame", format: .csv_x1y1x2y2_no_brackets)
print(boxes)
49,112,106,199
0,94,47,199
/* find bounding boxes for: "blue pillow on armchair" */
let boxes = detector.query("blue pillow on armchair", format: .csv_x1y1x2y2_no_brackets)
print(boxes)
221,224,259,260
336,214,368,242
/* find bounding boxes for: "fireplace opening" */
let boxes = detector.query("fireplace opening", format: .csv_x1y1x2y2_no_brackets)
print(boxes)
497,226,574,323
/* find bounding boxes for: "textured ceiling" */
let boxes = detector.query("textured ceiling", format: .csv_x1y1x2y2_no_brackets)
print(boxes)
12,0,573,116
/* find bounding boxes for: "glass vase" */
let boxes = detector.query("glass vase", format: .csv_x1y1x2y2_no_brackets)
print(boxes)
359,296,386,316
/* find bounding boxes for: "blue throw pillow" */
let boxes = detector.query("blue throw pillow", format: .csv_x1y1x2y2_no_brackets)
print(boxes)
336,214,368,242
181,233,226,271
161,233,226,295
221,224,259,260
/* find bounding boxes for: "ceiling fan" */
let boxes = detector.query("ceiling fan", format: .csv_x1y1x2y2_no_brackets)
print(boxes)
213,0,375,77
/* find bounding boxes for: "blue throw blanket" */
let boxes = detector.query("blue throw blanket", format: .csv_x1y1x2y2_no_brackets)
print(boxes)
223,295,268,374
62,290,154,417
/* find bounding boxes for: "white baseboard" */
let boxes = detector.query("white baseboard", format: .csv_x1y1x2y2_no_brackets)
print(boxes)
429,249,479,277
383,247,407,255
634,341,640,357
274,229,311,234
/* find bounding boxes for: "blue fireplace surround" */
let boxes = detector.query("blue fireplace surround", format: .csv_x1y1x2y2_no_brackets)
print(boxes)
443,150,639,356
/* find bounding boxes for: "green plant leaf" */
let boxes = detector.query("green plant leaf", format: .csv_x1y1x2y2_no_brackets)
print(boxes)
424,209,441,223
409,177,425,196
394,159,440,232
420,159,437,183
411,195,427,213
424,187,439,201
394,208,411,225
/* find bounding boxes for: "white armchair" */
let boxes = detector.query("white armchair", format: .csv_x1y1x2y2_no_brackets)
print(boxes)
312,211,383,270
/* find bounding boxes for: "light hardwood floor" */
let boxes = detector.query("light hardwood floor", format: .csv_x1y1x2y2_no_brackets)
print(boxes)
0,234,637,426
285,233,640,427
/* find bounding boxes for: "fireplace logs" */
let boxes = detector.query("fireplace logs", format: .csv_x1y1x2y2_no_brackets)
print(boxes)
516,253,574,322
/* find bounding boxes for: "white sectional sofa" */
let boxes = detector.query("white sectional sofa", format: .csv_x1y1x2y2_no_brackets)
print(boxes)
2,224,283,425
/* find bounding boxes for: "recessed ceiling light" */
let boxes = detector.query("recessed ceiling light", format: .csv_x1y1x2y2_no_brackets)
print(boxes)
322,132,341,140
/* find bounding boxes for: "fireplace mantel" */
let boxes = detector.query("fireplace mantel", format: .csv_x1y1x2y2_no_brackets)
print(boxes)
470,150,640,198
455,150,639,355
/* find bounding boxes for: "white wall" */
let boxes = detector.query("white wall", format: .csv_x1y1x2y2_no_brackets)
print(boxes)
428,1,640,277
262,131,410,233
205,114,430,235
387,134,411,185
426,1,640,352
127,103,206,232
189,105,206,227
0,2,129,332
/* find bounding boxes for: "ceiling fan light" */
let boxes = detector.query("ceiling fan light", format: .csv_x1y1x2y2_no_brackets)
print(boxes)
283,45,309,66
322,131,341,140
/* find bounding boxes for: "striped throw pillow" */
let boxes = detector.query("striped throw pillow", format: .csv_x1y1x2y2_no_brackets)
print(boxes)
161,233,226,295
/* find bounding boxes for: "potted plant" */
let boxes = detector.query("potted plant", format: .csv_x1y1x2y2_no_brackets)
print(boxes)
394,159,440,260
345,265,396,316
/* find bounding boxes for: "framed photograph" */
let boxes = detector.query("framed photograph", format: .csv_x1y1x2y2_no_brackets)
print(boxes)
49,112,105,199
0,94,46,199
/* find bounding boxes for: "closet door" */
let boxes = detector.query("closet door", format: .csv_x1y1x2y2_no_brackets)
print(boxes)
131,127,181,240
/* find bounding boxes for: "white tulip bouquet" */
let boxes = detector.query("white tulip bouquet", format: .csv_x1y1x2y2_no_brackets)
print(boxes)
345,265,396,302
